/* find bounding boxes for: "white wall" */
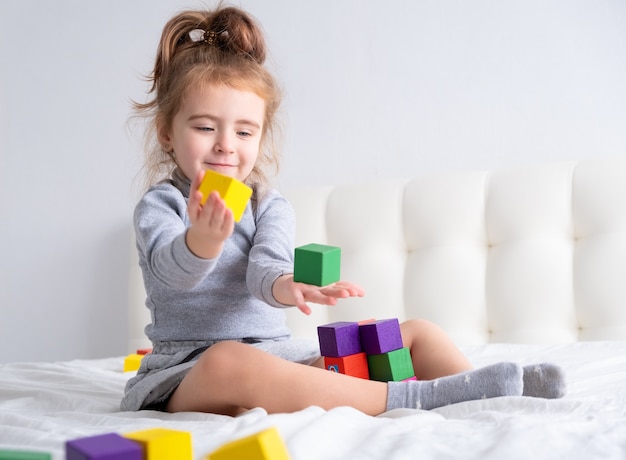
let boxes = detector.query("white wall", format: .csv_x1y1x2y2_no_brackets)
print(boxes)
1,0,625,363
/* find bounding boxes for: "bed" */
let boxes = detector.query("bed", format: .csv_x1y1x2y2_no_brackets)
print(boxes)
2,158,626,459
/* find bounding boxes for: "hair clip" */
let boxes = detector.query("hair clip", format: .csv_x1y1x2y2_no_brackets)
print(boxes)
188,29,218,46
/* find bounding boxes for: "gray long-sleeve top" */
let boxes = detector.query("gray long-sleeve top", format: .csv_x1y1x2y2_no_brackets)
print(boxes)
134,169,294,345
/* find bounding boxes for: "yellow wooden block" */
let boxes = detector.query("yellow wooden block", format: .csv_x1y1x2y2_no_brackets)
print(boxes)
124,428,192,460
198,169,252,222
123,353,143,372
207,427,290,460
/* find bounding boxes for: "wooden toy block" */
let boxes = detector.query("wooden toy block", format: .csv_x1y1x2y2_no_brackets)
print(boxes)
65,433,142,460
207,427,290,460
367,347,415,382
357,318,376,325
124,428,192,460
198,169,252,222
293,243,341,286
317,321,361,358
324,352,369,379
124,353,144,372
359,318,404,355
136,348,152,355
0,450,51,460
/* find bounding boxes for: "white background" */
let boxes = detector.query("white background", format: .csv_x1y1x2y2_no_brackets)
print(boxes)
1,0,625,362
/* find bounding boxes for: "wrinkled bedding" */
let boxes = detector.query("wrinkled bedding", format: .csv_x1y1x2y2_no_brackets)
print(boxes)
1,341,626,459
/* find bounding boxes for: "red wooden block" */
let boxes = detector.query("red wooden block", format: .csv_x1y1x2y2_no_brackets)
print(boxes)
324,352,369,379
136,348,153,355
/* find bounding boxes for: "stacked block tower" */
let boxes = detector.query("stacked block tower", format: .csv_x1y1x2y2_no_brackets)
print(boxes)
318,318,416,382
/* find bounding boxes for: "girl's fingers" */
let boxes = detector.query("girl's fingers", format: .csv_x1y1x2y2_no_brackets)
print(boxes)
294,290,312,315
334,281,365,297
191,170,205,197
320,283,364,299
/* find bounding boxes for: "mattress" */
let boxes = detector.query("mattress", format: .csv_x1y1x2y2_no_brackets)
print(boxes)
1,341,626,459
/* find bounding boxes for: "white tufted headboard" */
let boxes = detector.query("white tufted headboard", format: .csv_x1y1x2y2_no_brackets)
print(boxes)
128,158,626,351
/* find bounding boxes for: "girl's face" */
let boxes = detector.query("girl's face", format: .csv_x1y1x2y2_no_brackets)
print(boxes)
161,84,265,183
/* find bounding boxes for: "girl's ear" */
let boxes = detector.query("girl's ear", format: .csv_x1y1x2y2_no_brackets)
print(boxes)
157,124,171,150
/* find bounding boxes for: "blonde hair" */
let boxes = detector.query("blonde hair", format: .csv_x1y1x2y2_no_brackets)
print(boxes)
134,5,282,194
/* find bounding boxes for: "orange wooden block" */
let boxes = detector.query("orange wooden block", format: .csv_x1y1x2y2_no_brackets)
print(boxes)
324,352,369,379
357,318,376,326
136,348,153,355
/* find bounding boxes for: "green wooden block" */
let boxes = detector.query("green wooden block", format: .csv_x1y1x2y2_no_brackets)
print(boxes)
367,347,415,382
293,243,341,286
0,450,52,460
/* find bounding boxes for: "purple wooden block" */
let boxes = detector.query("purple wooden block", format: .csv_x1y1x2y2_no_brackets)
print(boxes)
359,318,403,355
66,433,142,460
317,321,362,357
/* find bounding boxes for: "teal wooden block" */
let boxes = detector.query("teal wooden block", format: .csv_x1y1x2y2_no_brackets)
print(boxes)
294,243,341,286
367,347,415,382
0,450,52,460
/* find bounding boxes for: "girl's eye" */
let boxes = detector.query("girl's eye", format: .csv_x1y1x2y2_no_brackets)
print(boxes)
238,131,251,137
196,126,214,132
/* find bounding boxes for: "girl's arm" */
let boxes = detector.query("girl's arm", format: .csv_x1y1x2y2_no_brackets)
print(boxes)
246,190,364,314
135,180,218,291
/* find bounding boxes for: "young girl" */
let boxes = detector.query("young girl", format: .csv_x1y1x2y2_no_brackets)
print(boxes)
121,5,565,416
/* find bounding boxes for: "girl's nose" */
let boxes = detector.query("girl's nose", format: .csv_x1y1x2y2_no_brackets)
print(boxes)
215,132,235,154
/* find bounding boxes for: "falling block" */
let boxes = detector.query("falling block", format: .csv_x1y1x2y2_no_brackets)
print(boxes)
324,352,369,379
65,433,142,460
198,169,252,222
359,318,404,355
124,353,144,372
317,321,361,358
293,243,341,286
0,450,52,460
207,427,290,460
367,347,415,382
124,428,192,460
136,348,153,355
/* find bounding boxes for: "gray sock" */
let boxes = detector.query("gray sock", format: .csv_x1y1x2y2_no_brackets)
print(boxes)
522,363,566,399
386,362,523,411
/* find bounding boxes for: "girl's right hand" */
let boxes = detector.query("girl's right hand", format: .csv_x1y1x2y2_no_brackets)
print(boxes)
185,170,235,259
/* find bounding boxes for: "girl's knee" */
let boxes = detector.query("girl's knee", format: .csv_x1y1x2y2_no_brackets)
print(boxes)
195,341,247,372
401,318,441,334
400,318,447,344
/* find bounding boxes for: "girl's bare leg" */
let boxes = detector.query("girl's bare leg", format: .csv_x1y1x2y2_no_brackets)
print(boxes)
166,320,534,416
166,341,388,416
400,319,473,379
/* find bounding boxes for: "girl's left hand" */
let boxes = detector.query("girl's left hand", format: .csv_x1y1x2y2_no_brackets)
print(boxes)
272,274,364,315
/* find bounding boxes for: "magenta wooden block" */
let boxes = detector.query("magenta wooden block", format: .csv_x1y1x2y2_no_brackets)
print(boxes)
359,318,403,355
317,321,362,358
66,433,142,460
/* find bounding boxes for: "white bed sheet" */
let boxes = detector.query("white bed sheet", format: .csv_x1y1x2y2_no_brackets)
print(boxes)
1,341,626,459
